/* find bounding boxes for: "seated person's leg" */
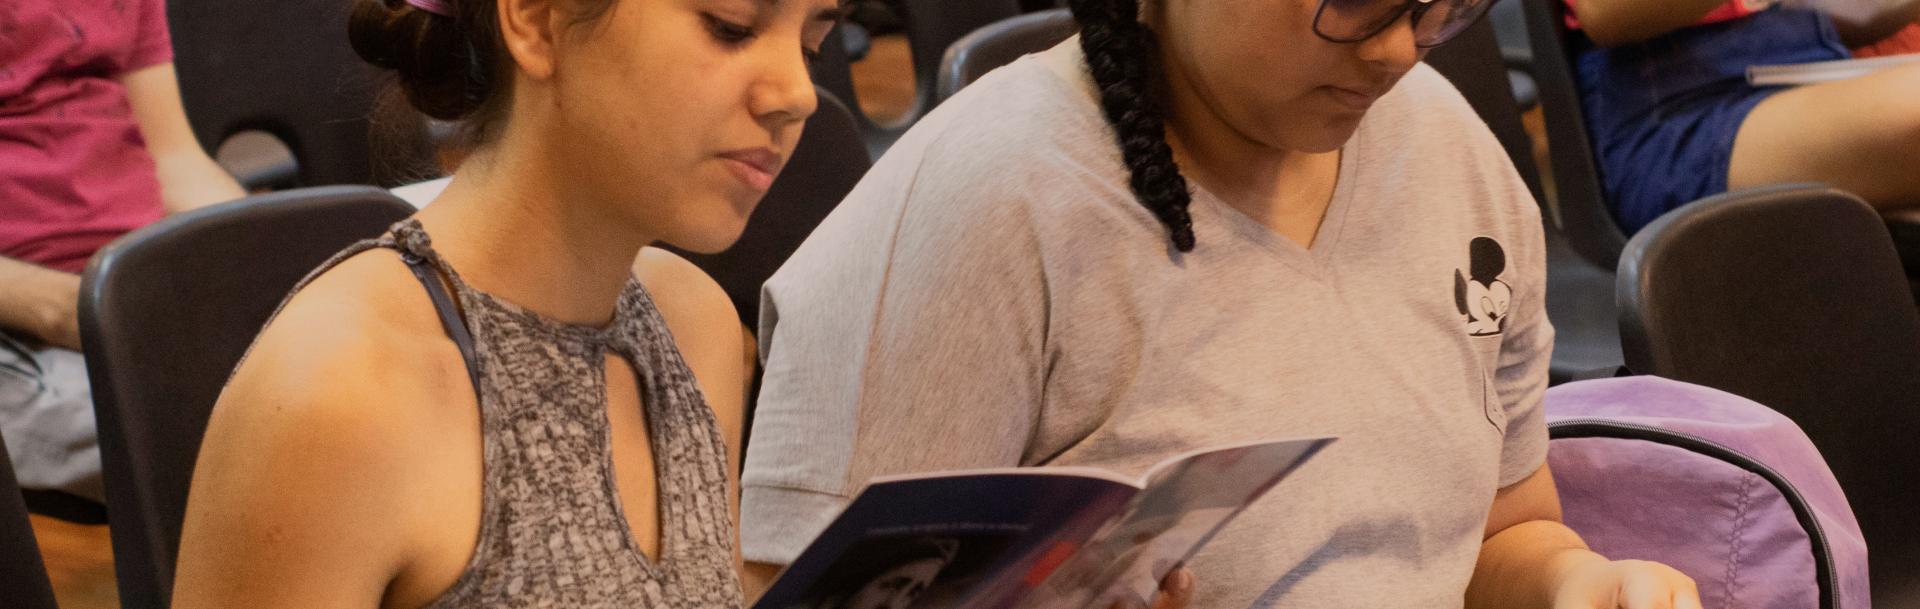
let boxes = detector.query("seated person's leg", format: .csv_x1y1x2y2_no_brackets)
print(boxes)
1576,8,1852,233
1729,62,1920,212
0,333,102,502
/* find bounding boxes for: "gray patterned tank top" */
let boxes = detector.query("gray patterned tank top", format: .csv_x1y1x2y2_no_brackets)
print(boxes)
298,220,743,609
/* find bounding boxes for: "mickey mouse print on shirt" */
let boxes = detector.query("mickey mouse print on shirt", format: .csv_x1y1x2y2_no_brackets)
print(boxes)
1454,237,1511,337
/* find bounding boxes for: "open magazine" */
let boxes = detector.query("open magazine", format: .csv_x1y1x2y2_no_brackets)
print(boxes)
1747,53,1920,86
752,437,1334,609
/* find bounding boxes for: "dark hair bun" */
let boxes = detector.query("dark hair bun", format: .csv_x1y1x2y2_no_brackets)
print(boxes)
348,0,495,121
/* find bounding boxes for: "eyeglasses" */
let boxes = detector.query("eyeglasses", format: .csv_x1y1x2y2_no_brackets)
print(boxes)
1312,0,1495,48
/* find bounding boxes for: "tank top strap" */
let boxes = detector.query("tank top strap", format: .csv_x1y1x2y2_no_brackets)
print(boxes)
386,219,478,291
398,250,485,404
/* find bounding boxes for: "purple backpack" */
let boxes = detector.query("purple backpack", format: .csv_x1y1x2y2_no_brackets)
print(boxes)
1546,376,1870,609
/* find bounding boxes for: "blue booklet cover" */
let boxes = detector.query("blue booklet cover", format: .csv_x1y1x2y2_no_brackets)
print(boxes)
753,437,1334,609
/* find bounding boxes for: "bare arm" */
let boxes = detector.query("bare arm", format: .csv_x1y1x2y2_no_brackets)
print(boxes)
0,257,82,350
171,255,457,608
171,359,411,608
1573,0,1729,46
1467,464,1701,609
119,64,246,215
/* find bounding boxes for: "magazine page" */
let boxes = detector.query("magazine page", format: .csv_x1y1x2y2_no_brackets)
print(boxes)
1018,438,1334,609
752,472,1138,609
1746,54,1920,86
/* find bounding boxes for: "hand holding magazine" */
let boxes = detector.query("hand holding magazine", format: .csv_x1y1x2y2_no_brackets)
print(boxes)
752,437,1334,609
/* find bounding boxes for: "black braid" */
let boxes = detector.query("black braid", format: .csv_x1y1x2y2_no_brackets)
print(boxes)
1068,0,1196,252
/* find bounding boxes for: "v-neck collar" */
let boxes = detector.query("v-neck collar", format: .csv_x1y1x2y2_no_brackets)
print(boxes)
1032,34,1366,277
1193,131,1363,278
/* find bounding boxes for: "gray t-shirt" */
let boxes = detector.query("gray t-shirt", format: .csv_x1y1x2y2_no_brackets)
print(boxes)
742,39,1552,609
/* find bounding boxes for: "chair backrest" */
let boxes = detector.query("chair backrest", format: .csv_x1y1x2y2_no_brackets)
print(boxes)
79,186,416,609
811,26,861,120
1490,0,1533,67
0,435,60,609
1617,184,1920,609
1516,0,1628,269
936,9,1078,103
674,93,872,330
1422,15,1546,205
900,0,1024,118
853,0,1026,137
166,0,436,187
809,1,1023,156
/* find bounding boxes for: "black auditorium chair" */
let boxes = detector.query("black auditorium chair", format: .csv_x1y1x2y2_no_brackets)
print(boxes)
1488,0,1539,109
894,0,1023,121
1617,184,1920,609
166,0,439,189
936,9,1078,103
1423,17,1545,202
817,0,1024,155
79,186,416,609
1518,0,1914,275
1516,0,1632,270
1513,0,1920,379
811,27,862,121
0,434,61,609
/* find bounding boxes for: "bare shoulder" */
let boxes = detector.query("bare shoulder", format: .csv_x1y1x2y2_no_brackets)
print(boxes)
219,247,471,436
634,247,738,324
631,248,751,446
201,246,477,506
176,247,480,604
632,247,748,369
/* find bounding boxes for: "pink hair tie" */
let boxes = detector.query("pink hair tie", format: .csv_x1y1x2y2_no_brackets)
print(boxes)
405,0,455,17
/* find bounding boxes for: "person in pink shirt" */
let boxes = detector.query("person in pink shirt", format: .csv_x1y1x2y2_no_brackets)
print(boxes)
0,0,244,500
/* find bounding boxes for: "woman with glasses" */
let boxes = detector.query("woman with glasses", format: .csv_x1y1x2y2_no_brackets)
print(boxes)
1570,0,1920,234
739,0,1701,608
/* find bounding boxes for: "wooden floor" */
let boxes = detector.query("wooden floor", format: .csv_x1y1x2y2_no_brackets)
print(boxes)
31,515,119,609
850,36,918,123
